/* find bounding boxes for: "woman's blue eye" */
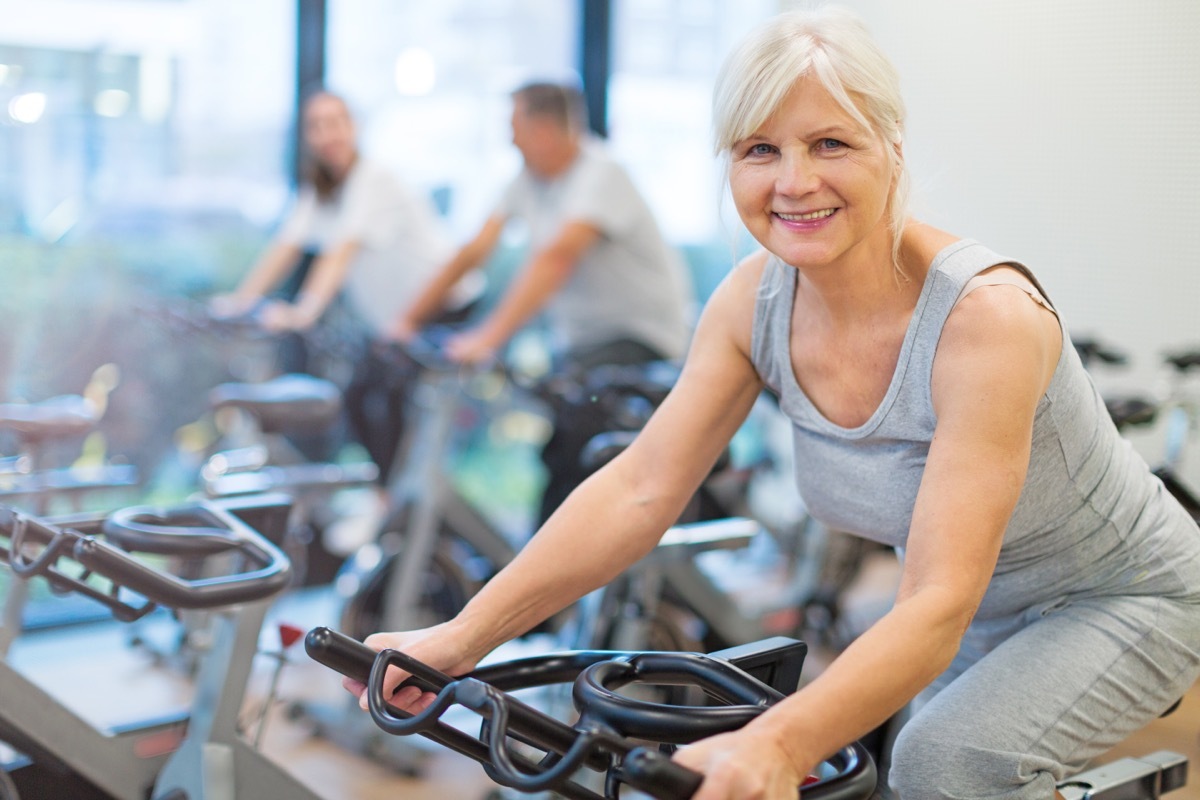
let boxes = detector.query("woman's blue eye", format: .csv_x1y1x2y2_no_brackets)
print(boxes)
819,138,845,150
748,143,774,156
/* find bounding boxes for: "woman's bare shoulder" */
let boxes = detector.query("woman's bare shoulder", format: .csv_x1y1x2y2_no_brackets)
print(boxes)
723,248,772,296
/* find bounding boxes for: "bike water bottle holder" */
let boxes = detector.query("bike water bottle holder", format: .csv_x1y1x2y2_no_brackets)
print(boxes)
305,626,876,800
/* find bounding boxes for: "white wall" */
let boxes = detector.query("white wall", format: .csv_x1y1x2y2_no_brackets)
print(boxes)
786,0,1200,487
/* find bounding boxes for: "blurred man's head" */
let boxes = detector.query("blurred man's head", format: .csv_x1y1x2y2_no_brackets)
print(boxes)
510,82,587,178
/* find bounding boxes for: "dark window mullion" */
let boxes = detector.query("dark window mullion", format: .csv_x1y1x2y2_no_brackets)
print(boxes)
294,0,327,184
580,0,611,138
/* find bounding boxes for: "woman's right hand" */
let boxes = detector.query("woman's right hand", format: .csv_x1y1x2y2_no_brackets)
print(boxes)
208,292,257,320
341,621,482,713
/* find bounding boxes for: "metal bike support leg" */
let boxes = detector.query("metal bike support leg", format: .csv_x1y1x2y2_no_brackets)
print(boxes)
380,374,459,633
0,577,28,658
150,598,322,800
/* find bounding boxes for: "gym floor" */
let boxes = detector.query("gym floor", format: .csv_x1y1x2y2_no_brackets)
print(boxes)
7,551,1199,800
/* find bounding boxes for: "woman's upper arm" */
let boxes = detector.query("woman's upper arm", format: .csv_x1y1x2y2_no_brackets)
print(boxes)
898,285,1062,621
617,252,770,503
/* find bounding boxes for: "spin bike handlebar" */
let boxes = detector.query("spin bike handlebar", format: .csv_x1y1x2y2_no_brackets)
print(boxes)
379,328,685,427
305,626,876,800
0,500,292,620
135,295,275,342
91,502,292,607
378,327,467,374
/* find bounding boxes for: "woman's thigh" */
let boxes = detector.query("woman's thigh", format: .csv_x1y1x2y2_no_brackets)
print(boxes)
888,594,1200,800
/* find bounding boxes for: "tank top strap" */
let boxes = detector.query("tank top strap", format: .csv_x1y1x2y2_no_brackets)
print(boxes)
952,267,1058,319
750,255,799,403
916,239,1034,331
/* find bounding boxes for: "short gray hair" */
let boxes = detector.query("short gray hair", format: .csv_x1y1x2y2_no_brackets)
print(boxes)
512,81,588,134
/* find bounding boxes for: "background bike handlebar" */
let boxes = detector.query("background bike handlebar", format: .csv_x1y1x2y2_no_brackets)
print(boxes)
0,501,291,612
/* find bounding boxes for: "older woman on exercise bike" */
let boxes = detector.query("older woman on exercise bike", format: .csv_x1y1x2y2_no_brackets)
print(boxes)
344,8,1200,799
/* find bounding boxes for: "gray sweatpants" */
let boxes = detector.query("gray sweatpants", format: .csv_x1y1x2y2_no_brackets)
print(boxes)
887,593,1200,799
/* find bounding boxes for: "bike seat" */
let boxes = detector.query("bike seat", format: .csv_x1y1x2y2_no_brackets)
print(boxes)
208,374,342,433
0,395,98,442
1105,395,1158,430
1073,338,1128,368
1165,349,1200,372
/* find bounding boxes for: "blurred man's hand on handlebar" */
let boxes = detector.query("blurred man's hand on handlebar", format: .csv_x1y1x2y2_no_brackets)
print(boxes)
385,314,420,344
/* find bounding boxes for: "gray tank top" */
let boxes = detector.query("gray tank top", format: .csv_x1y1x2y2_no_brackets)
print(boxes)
751,239,1200,619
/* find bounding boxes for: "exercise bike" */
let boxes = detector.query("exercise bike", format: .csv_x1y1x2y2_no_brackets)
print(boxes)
306,626,1191,800
332,332,707,641
0,383,140,655
1073,337,1200,523
0,495,331,800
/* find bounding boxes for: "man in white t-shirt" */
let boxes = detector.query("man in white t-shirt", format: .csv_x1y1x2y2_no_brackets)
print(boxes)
392,81,695,523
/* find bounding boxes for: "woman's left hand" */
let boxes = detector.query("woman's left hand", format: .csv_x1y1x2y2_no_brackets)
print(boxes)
671,728,809,799
256,300,304,332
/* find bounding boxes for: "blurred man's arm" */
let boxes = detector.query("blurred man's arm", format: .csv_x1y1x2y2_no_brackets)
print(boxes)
445,220,599,362
389,214,507,340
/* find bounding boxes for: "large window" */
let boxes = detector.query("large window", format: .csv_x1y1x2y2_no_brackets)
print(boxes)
1,0,295,494
326,0,580,239
0,0,299,629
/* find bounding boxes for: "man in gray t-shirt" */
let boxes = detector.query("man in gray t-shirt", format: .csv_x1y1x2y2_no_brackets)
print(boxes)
492,137,692,361
393,81,694,521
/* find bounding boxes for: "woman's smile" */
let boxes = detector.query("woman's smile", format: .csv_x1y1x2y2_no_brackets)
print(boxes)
774,208,838,223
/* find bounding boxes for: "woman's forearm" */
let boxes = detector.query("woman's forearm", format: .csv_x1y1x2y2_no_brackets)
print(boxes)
748,586,971,774
237,242,302,299
453,456,688,660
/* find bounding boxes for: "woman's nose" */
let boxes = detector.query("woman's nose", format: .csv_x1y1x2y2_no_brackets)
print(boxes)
775,149,820,196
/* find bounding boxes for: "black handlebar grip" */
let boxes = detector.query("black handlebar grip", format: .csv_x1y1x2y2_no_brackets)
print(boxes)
624,743,878,800
303,626,446,694
304,626,376,684
622,747,704,799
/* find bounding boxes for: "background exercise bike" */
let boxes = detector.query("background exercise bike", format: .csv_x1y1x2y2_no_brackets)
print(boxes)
0,495,334,800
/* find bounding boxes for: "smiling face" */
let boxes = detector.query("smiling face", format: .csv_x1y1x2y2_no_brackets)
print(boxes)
729,75,896,272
